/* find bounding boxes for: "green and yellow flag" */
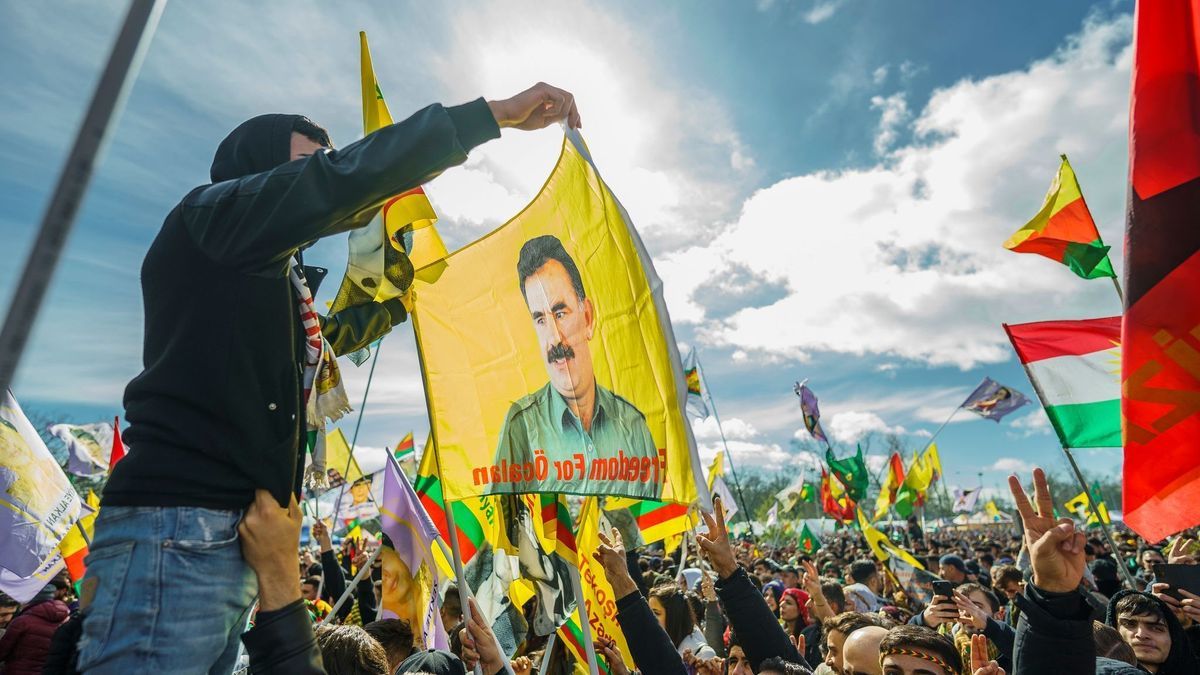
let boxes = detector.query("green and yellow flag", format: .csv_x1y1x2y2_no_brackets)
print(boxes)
1064,483,1110,526
857,508,925,569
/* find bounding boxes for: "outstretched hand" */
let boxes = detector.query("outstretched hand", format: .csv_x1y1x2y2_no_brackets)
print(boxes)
594,527,638,599
1008,468,1085,593
695,495,737,579
489,82,582,131
970,634,1005,675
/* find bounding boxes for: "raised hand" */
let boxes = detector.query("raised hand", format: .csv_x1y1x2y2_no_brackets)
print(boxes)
954,590,989,630
488,82,582,131
1152,583,1200,624
970,634,1005,675
695,495,737,579
921,594,959,628
1167,537,1198,565
594,527,638,599
461,597,506,674
1008,468,1085,593
595,638,631,675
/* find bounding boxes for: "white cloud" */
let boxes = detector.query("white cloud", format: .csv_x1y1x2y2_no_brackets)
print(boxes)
827,410,907,442
662,13,1133,369
804,0,848,24
1007,411,1052,438
691,416,760,442
872,65,890,85
870,92,909,154
988,457,1033,472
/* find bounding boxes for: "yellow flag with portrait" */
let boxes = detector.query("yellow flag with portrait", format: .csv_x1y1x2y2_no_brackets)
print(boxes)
412,130,703,505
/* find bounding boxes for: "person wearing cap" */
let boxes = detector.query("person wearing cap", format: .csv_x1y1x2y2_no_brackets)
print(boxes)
938,555,970,586
780,564,802,590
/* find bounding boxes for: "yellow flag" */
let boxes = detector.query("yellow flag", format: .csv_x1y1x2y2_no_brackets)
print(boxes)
1065,491,1110,525
923,443,943,483
858,508,925,570
984,500,1002,520
414,130,702,505
706,452,724,492
324,428,364,485
904,450,933,494
574,498,635,671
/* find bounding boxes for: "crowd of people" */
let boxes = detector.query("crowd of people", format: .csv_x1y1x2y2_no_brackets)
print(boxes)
3,468,1197,674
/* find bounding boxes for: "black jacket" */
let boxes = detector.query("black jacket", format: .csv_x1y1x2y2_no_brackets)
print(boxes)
614,591,687,675
1105,590,1199,675
713,567,810,672
242,600,325,674
1012,584,1143,675
104,100,499,509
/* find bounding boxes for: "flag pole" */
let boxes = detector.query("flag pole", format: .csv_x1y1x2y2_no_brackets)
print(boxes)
539,633,558,673
1059,445,1136,590
567,565,601,675
697,357,755,538
0,0,165,396
330,344,383,524
1109,276,1125,306
320,543,382,625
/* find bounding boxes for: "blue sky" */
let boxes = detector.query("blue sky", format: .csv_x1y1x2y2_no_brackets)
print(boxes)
0,0,1134,499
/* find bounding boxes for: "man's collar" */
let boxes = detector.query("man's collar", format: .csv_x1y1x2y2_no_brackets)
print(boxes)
549,381,608,429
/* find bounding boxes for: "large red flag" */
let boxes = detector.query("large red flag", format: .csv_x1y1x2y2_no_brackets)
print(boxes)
1122,0,1200,541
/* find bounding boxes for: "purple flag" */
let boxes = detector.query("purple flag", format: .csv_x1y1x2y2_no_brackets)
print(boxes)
960,377,1030,422
793,380,828,444
379,452,448,650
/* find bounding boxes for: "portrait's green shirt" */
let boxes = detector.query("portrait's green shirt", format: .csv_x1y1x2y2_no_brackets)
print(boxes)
492,382,658,498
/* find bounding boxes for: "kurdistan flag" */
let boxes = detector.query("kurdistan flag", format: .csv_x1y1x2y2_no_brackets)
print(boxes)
1004,155,1116,280
1003,317,1121,448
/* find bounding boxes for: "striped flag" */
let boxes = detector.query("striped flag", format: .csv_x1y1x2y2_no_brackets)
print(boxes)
557,612,613,675
604,497,694,545
1005,155,1116,279
60,490,99,584
873,452,905,521
533,493,578,566
1003,317,1121,448
413,441,491,563
394,432,415,462
570,498,632,673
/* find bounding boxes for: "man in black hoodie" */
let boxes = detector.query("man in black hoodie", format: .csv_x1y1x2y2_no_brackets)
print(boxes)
1106,590,1196,674
76,82,580,674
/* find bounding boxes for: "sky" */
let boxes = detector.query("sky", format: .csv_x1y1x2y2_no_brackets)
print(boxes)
0,0,1135,501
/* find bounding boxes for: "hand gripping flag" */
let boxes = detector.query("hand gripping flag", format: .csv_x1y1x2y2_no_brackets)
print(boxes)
1004,317,1121,448
379,452,447,650
1004,155,1116,279
960,378,1031,422
329,32,448,329
1,391,84,582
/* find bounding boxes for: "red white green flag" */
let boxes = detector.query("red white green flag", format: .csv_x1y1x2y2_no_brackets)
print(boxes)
1004,317,1121,449
1004,155,1115,280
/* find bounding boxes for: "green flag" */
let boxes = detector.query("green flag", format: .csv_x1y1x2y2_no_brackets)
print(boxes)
799,482,815,503
826,445,869,502
799,523,821,555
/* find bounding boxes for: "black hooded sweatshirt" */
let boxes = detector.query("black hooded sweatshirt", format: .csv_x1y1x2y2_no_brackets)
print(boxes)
1105,589,1199,674
103,100,500,509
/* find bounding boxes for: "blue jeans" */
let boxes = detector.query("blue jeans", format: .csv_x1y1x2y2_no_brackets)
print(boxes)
77,506,258,674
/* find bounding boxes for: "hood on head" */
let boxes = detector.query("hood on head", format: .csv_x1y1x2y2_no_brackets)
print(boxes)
1105,589,1198,674
210,113,314,183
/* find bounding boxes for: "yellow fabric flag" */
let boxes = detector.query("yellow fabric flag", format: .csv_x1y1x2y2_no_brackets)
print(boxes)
573,498,635,671
329,32,447,315
857,508,925,570
873,462,900,522
904,450,934,494
323,428,364,485
414,129,703,506
984,500,1003,521
1065,491,1110,525
706,452,724,492
923,443,943,483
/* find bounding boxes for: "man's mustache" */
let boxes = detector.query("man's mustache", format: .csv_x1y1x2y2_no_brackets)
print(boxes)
547,342,575,363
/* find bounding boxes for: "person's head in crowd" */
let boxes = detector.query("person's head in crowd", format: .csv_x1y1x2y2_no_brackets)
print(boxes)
877,625,962,675
678,567,702,592
824,611,889,675
0,594,17,630
725,631,752,675
1111,592,1173,672
1090,558,1122,598
779,588,810,630
849,559,883,593
302,575,322,602
821,579,847,615
753,558,779,584
780,564,801,589
314,624,390,675
841,625,889,675
648,584,696,649
957,582,1000,625
990,564,1024,601
1084,543,1097,563
976,552,994,571
395,648,468,675
763,580,784,613
937,555,967,585
1093,620,1138,666
759,656,810,675
1139,548,1165,574
685,590,706,628
363,618,416,673
441,585,463,629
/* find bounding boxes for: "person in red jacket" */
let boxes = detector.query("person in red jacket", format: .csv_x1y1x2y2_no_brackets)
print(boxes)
0,584,70,675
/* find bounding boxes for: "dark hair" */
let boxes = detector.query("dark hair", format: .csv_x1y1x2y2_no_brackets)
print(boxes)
442,585,463,619
1114,593,1167,623
758,656,809,674
849,559,878,584
0,593,18,608
878,625,962,674
1093,620,1138,666
685,591,705,627
991,564,1023,587
516,235,586,302
314,624,390,675
363,619,415,669
820,579,846,613
958,582,1000,613
303,576,322,589
978,553,994,566
825,611,888,638
293,116,332,148
649,584,696,647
